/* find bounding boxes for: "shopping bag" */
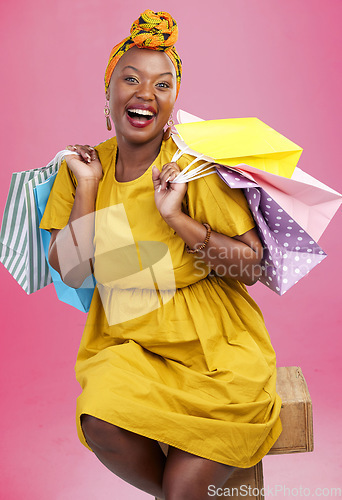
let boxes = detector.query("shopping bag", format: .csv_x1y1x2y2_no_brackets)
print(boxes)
172,120,342,242
243,166,342,242
0,160,58,293
171,147,328,293
175,110,303,178
215,167,327,295
169,116,341,294
34,175,95,312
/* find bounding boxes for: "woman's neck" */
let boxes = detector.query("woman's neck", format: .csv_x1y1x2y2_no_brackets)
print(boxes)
115,132,164,182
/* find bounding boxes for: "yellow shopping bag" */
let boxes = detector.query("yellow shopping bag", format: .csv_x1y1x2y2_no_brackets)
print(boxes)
175,115,303,178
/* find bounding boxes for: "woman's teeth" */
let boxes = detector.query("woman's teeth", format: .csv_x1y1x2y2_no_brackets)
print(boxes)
127,109,155,119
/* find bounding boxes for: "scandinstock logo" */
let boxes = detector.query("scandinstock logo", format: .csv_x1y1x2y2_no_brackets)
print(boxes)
55,203,176,324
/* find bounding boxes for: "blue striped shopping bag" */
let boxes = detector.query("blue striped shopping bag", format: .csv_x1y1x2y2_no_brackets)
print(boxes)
0,151,95,311
0,160,58,293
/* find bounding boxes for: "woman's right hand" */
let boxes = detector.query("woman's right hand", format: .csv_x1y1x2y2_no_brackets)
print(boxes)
65,144,103,183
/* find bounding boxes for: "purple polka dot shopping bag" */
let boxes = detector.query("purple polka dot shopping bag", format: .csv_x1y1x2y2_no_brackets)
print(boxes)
170,111,342,295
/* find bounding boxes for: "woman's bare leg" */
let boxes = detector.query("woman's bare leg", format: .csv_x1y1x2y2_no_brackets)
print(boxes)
81,414,166,498
162,446,236,500
81,415,237,500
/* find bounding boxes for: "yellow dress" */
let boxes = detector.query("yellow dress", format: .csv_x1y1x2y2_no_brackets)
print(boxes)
40,136,282,468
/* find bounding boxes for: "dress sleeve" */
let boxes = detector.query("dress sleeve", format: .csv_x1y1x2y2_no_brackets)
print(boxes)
184,169,255,238
39,160,77,232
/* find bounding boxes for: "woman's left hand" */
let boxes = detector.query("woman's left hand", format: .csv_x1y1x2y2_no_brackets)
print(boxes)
152,162,187,223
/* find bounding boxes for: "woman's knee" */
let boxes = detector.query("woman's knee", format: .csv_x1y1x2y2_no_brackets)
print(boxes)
163,483,210,500
164,473,235,500
162,447,236,500
81,414,123,451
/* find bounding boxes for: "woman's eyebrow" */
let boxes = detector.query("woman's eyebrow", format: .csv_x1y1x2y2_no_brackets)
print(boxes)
123,65,140,72
123,65,174,78
160,72,174,78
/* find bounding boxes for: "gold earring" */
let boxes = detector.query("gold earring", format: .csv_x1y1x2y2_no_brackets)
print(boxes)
163,115,174,140
104,100,112,131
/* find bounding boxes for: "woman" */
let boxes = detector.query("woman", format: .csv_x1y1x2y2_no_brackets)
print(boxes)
40,10,282,500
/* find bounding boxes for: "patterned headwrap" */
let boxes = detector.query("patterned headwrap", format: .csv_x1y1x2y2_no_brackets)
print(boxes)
104,10,182,97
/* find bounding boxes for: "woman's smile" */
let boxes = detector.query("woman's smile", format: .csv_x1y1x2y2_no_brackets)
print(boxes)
125,104,157,128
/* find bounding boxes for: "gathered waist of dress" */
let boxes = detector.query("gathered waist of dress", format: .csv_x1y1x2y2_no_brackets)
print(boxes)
94,241,212,290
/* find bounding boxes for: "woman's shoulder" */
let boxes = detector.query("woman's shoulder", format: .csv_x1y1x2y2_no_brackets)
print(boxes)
94,136,118,172
166,135,254,230
166,135,219,190
94,136,117,152
162,135,203,170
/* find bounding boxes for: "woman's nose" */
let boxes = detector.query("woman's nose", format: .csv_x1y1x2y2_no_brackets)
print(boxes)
135,81,154,100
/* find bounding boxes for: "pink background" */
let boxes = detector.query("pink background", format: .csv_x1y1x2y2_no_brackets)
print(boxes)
1,1,341,498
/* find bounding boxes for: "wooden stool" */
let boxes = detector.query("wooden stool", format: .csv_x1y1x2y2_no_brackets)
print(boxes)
155,366,313,500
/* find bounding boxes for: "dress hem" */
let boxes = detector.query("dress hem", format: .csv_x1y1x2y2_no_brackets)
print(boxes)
76,409,283,469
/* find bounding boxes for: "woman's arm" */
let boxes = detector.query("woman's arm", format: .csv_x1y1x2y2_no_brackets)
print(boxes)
152,162,263,286
48,145,103,288
162,213,263,286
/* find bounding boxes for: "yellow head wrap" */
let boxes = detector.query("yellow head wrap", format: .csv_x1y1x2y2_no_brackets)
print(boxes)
104,10,182,97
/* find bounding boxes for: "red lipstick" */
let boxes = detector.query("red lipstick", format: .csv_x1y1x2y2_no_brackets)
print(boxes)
126,104,157,128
